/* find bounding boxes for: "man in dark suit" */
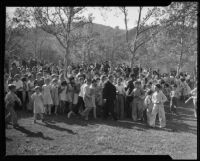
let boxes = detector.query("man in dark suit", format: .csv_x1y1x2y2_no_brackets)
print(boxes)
102,75,118,120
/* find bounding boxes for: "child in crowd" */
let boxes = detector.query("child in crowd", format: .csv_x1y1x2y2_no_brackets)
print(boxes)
13,74,23,111
51,78,59,115
31,86,45,123
67,77,82,118
170,84,179,115
58,80,68,114
5,84,22,127
144,89,154,126
42,77,53,115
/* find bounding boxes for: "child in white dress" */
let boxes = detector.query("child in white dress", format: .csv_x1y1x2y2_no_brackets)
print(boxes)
42,77,53,115
31,86,45,123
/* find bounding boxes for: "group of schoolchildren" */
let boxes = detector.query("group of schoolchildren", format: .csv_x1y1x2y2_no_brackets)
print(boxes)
4,59,197,129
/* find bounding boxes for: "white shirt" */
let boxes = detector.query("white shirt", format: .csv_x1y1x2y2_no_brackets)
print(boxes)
79,83,87,97
152,90,167,104
13,80,23,90
115,84,126,95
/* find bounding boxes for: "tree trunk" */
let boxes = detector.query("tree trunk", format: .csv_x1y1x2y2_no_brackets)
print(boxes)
130,7,142,70
65,46,70,69
177,38,184,76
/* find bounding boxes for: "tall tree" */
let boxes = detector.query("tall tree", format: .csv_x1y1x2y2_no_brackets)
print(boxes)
119,7,159,69
28,7,93,68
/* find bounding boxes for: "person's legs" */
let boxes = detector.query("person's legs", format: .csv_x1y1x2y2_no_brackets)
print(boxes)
143,108,147,123
10,106,18,126
54,105,58,114
22,91,26,110
115,95,120,119
119,95,124,120
81,106,92,120
93,106,97,119
125,96,132,118
39,113,44,122
150,104,159,127
48,105,52,115
44,105,47,115
103,101,109,119
193,99,197,118
33,113,37,123
170,97,176,113
60,101,64,114
137,100,144,120
132,100,137,121
108,100,117,120
67,103,78,119
77,97,83,113
158,104,166,128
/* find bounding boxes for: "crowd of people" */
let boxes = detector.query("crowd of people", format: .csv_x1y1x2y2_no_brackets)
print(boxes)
4,56,197,129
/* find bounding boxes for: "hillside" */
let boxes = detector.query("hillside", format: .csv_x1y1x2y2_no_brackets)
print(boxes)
22,23,131,59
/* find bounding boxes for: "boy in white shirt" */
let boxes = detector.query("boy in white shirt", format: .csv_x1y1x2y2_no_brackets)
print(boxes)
151,84,167,128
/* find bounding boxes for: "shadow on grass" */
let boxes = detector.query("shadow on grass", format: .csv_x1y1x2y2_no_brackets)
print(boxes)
37,121,77,135
51,115,89,126
14,125,54,140
15,100,197,135
158,104,197,134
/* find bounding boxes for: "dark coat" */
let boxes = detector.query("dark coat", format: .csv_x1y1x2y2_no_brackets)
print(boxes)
102,80,116,101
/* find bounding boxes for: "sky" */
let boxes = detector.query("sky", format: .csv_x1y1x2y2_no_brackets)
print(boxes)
6,7,155,30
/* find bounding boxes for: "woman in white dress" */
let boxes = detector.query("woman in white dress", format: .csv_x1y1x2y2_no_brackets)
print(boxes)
31,86,45,123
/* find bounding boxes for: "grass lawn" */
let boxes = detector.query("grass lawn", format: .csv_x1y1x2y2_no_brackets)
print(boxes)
5,101,197,158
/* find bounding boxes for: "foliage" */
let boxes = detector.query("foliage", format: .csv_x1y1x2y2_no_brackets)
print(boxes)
6,3,197,74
